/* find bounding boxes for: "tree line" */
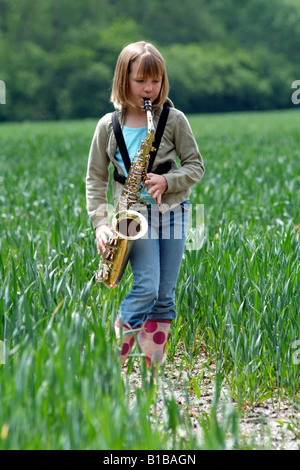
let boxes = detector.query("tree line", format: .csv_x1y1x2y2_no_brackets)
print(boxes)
0,0,299,121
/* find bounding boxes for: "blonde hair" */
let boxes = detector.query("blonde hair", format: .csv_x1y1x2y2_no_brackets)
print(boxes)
110,41,169,110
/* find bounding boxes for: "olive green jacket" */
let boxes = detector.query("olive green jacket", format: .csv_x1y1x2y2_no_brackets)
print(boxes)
86,99,205,229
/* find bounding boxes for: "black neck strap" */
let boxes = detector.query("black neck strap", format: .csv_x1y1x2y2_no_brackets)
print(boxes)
112,111,131,173
148,104,170,172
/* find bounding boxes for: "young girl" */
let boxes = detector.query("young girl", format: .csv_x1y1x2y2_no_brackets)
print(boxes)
86,41,205,374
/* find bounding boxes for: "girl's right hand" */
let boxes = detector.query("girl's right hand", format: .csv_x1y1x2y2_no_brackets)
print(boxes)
95,224,114,254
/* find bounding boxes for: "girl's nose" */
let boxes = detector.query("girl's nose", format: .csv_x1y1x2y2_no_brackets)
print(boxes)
144,82,153,92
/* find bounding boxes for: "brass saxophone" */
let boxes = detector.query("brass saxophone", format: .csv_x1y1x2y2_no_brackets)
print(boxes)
96,99,155,289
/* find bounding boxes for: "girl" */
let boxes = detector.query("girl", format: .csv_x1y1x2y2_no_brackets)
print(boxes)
86,41,204,374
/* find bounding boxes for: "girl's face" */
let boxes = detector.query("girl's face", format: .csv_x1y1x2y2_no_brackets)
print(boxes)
128,59,162,109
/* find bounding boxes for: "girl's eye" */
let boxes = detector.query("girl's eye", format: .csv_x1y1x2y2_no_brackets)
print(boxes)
135,78,161,84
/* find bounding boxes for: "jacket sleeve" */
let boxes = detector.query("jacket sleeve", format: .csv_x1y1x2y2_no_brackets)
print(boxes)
163,112,204,194
86,117,111,229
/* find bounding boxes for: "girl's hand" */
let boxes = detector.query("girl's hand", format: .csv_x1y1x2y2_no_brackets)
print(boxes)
144,173,168,205
95,224,114,254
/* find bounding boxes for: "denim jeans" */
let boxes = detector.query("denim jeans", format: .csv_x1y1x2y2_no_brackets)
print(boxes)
119,201,190,328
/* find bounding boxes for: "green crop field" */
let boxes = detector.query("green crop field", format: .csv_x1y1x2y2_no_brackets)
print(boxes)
0,109,299,450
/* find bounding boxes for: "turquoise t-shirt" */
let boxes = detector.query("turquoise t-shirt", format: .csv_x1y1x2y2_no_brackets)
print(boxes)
115,125,155,204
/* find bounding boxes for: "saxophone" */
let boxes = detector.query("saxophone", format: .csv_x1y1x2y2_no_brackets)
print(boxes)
96,99,155,289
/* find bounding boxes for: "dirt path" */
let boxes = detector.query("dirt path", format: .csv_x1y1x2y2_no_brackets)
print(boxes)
122,347,300,450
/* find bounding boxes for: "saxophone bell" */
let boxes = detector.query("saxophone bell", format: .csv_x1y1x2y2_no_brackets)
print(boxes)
112,209,148,241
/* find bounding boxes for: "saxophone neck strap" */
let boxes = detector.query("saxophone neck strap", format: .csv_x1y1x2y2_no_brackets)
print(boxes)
148,103,170,172
112,103,170,180
112,111,131,173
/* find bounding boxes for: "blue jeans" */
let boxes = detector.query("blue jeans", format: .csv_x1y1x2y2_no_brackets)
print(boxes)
119,201,190,328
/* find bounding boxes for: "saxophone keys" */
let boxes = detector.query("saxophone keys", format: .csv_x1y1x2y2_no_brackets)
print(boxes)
104,248,115,261
96,262,110,282
102,266,111,281
108,236,118,247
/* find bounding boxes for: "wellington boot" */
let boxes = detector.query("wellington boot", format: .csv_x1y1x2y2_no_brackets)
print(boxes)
114,317,137,367
137,319,171,375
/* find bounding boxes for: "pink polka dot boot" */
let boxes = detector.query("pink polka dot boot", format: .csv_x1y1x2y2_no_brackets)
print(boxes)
114,317,137,367
137,319,171,375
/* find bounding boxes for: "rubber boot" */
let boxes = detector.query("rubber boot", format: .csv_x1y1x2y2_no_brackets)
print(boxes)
114,317,137,367
137,319,171,375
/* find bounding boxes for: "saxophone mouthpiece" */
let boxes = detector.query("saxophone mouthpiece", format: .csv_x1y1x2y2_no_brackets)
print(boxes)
143,98,152,111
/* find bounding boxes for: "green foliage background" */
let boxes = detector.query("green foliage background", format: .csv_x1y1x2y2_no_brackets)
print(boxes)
0,0,299,121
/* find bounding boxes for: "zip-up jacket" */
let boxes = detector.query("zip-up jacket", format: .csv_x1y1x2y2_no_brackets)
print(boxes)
86,98,205,229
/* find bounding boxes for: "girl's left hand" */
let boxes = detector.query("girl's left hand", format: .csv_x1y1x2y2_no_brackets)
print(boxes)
144,173,168,205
